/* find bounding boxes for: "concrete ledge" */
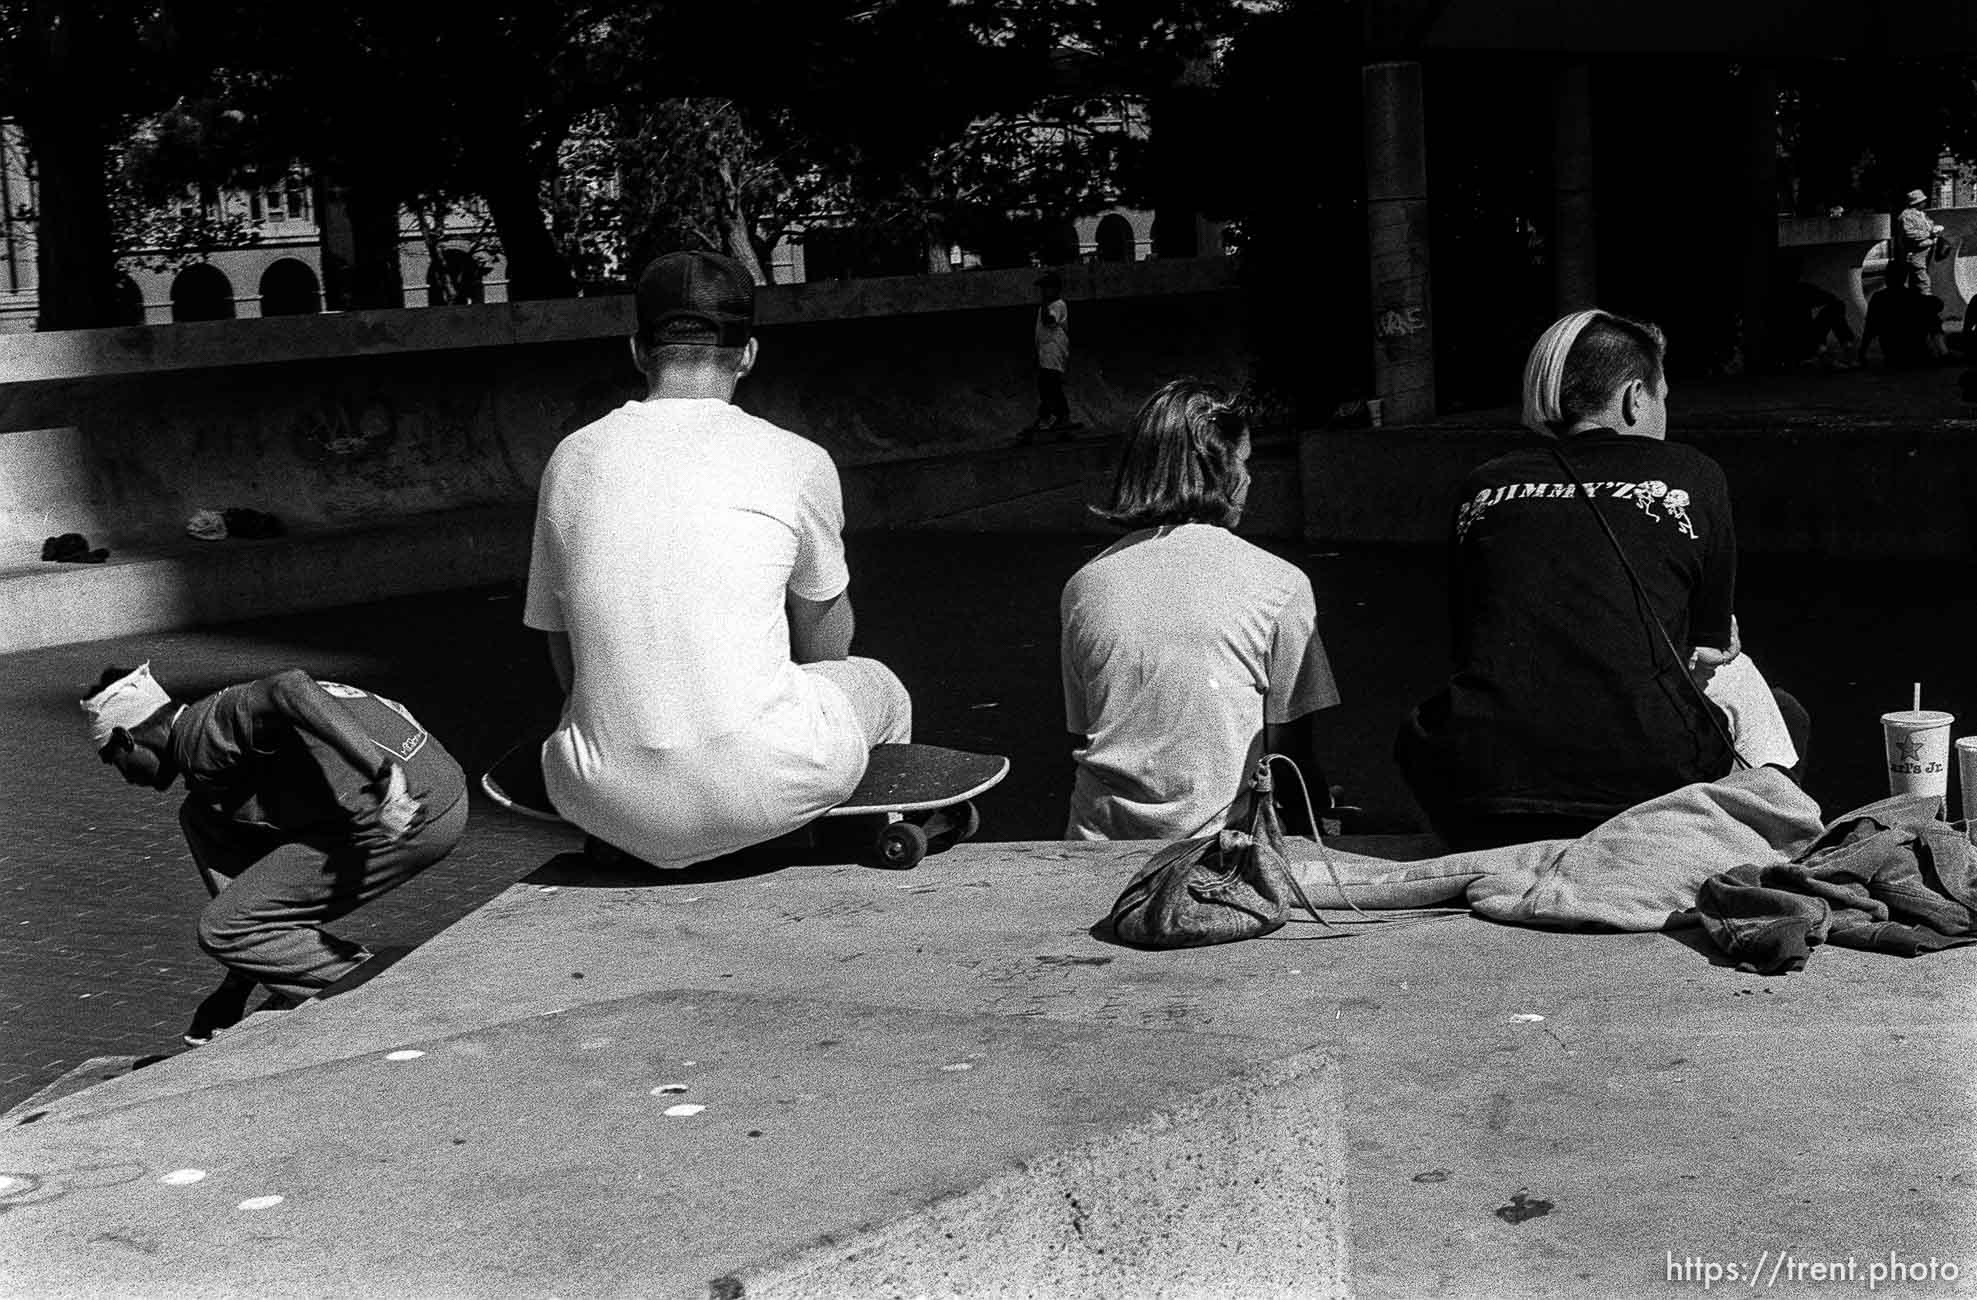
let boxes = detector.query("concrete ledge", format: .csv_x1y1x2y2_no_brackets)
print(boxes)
0,258,1238,386
0,505,531,653
722,1047,1348,1300
9,836,1970,1297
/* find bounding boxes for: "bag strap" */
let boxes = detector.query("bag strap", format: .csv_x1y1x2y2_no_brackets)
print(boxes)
1259,754,1465,932
1542,443,1749,771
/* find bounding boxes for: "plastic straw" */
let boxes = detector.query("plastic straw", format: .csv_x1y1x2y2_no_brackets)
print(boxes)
1914,682,1923,712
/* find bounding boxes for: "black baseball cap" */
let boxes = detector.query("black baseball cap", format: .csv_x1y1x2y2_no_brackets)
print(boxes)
635,250,755,347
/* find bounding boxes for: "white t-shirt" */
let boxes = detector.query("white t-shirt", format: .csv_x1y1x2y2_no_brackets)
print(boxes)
1035,298,1069,371
524,397,868,865
1060,524,1339,841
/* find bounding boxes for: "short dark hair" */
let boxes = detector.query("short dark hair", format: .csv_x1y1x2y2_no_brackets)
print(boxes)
640,342,749,373
1093,380,1249,530
1555,313,1666,429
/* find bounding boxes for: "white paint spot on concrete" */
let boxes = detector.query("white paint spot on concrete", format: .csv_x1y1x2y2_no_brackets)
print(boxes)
1511,1014,1546,1023
680,896,702,903
663,1104,705,1118
1288,969,1304,975
940,1063,973,1072
158,1169,207,1186
384,1050,426,1061
650,1084,689,1095
237,1195,284,1211
682,1061,697,1067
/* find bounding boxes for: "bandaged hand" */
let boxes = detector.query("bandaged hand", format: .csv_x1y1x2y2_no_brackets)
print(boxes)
1687,615,1742,688
354,760,420,848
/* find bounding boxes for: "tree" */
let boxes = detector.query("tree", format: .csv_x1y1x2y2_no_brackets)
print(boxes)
0,0,188,328
1778,57,1977,215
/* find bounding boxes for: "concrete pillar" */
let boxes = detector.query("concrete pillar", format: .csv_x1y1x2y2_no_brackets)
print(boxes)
1553,62,1597,314
1363,61,1433,424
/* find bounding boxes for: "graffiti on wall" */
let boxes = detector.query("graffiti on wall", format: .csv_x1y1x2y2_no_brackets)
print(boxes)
1375,304,1428,340
292,395,397,461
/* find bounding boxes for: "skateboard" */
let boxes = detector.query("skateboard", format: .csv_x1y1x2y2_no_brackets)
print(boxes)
481,737,1010,870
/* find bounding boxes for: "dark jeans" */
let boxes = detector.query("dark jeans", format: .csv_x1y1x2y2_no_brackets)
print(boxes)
180,795,467,1000
1399,688,1812,852
1035,367,1070,427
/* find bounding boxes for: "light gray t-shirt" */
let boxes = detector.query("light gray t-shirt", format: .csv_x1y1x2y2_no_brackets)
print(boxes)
1060,524,1339,840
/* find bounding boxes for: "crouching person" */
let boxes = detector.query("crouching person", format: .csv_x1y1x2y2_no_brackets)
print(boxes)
82,664,468,1045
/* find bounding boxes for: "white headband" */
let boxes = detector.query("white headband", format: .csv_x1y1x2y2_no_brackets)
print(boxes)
1520,309,1606,436
81,662,171,750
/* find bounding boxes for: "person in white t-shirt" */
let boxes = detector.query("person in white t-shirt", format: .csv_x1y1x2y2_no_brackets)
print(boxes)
1060,379,1340,840
1025,271,1073,437
523,250,912,867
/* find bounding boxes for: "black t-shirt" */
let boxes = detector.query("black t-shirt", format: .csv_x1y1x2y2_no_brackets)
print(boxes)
1416,430,1738,821
171,680,465,834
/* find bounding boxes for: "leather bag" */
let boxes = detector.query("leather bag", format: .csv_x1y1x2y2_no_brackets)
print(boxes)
1107,755,1328,948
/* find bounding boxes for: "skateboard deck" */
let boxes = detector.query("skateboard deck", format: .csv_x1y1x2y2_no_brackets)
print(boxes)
481,738,1010,868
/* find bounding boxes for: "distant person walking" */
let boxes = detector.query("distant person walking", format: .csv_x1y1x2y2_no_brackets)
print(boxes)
1024,271,1078,439
1895,188,1944,293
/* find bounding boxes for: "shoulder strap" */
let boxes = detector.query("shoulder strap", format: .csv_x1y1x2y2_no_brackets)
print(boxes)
1543,443,1748,770
1261,755,1465,933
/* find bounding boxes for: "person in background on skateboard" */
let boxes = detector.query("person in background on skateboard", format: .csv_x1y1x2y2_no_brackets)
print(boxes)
82,663,467,1045
524,249,912,867
1060,379,1341,840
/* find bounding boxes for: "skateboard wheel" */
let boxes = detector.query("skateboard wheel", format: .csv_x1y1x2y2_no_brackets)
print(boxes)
876,821,928,870
925,801,981,853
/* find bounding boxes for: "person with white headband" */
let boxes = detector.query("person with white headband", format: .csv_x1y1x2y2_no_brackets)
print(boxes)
82,663,468,1045
1395,309,1806,850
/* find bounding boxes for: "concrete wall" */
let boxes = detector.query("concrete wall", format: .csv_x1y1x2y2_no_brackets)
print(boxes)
0,258,1243,563
1781,208,1977,335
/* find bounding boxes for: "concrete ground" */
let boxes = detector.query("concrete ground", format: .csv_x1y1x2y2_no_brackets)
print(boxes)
3,533,1976,1296
4,534,1976,1112
2,838,1970,1298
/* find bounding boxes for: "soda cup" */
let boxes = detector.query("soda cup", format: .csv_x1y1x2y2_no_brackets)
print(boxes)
1881,710,1954,805
1957,736,1977,825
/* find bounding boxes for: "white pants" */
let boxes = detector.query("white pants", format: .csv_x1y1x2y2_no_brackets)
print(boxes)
1705,654,1799,771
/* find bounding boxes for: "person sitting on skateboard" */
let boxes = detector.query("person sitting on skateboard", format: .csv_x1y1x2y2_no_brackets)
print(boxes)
523,249,912,867
1060,379,1341,840
82,663,468,1045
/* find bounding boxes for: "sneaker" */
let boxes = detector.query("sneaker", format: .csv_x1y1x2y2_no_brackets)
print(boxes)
182,973,259,1047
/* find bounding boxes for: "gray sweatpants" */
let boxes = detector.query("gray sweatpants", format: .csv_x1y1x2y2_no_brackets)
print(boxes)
179,795,468,1001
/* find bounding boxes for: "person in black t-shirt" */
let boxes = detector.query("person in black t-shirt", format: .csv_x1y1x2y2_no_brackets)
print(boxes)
82,663,468,1045
1396,309,1805,850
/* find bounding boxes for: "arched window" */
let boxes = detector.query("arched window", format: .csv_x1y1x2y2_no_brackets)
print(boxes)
425,248,484,306
112,273,145,326
259,258,322,316
170,263,235,322
1094,213,1134,263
